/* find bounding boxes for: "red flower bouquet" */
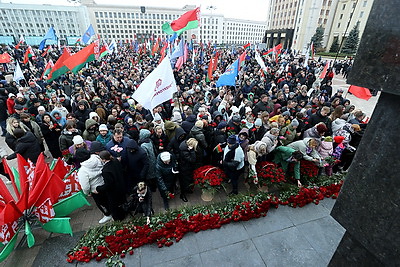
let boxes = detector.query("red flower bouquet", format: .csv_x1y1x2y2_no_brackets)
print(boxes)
255,161,286,187
193,165,226,193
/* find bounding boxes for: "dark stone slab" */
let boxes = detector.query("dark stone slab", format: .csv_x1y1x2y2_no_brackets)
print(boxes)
32,231,85,267
347,0,400,95
252,227,324,266
328,232,383,266
296,216,345,266
200,240,265,267
242,206,294,238
330,92,400,265
194,222,249,252
140,232,200,266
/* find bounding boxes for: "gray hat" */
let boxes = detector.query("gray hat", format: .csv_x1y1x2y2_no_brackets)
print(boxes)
227,135,237,144
291,119,299,127
254,118,262,127
282,111,290,117
14,104,24,110
232,115,241,123
90,141,105,153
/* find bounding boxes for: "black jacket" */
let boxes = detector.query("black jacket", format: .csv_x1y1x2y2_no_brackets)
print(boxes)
126,139,149,183
181,115,196,134
7,132,41,163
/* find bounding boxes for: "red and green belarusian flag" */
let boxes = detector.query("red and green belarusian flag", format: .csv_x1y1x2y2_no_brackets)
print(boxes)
40,59,54,80
23,46,35,64
47,47,72,82
162,7,200,35
63,41,99,74
98,44,109,59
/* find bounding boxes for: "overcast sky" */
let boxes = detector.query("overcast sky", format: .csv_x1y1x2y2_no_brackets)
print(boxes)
10,0,270,21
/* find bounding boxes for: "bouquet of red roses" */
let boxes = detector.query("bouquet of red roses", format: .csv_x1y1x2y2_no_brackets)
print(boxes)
193,165,226,192
255,161,286,187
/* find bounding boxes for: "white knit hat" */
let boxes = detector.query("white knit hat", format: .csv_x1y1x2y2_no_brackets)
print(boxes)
73,135,84,145
99,124,108,131
160,152,171,162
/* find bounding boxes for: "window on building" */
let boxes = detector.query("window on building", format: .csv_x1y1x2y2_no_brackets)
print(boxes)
318,18,322,24
363,0,368,7
320,9,324,15
337,23,341,28
360,11,364,18
342,4,346,10
340,14,343,19
326,10,329,15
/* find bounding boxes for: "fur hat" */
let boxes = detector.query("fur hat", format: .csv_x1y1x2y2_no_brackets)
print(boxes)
72,135,84,145
351,124,361,132
227,135,237,144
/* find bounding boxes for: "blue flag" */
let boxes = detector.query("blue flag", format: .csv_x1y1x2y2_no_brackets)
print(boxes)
81,24,95,45
216,59,239,87
170,38,184,60
39,27,57,50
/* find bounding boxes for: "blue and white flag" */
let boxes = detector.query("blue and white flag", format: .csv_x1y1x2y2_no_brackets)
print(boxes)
216,59,239,87
108,39,117,54
39,27,57,50
170,38,184,60
81,24,95,45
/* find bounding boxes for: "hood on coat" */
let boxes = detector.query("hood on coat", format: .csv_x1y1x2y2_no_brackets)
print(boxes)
126,139,139,150
239,127,249,137
212,110,223,120
218,104,226,114
185,114,196,123
80,154,102,169
164,121,177,131
139,129,151,141
175,126,187,141
85,119,98,130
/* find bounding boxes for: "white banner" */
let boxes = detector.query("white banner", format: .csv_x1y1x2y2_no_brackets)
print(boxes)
132,55,177,111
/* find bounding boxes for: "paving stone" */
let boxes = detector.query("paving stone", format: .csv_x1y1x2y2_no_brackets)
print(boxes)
194,222,249,252
296,216,345,265
252,227,324,267
200,239,265,267
319,198,336,213
243,206,294,238
152,254,203,267
140,232,200,266
31,231,85,267
282,202,330,226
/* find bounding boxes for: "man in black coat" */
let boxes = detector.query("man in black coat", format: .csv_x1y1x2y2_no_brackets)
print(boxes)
7,129,41,163
252,94,274,116
126,139,149,193
306,106,332,135
0,89,7,136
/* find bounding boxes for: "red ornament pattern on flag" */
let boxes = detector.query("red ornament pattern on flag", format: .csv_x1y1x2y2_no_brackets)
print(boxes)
34,198,55,224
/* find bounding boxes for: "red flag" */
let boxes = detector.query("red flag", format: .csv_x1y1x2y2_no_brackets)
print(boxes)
40,59,54,80
239,51,247,70
212,51,219,71
23,46,35,64
348,85,372,100
0,53,12,63
52,158,68,179
41,45,50,57
319,61,329,79
243,43,251,49
207,57,215,81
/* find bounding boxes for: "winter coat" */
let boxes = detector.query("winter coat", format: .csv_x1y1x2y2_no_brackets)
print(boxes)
249,126,267,143
155,153,177,192
22,120,44,145
331,118,347,135
151,132,169,155
78,154,104,195
40,120,62,157
164,121,178,141
273,146,300,180
178,141,197,177
261,132,278,154
7,132,41,163
189,125,207,149
303,127,323,140
318,141,333,159
131,186,153,217
74,107,92,131
96,131,112,147
279,125,297,145
287,138,322,162
126,139,149,184
181,115,196,134
238,128,249,161
0,96,7,122
82,119,99,141
96,159,126,221
50,110,67,127
306,110,331,130
59,129,81,152
105,136,130,165
168,126,187,161
223,144,245,171
138,129,157,180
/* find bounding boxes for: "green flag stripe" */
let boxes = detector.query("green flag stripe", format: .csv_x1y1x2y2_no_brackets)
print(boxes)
42,218,73,236
53,191,90,218
11,167,21,194
0,230,20,262
162,20,199,35
70,54,96,74
47,65,69,82
25,221,35,248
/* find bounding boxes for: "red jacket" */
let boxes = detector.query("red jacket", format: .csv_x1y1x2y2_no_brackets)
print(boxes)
6,98,15,115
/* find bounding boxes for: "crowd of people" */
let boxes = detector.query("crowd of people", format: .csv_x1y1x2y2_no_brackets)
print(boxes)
0,42,364,224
